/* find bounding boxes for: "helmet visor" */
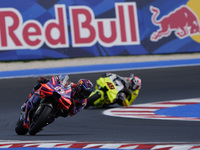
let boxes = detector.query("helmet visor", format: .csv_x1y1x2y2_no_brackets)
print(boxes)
80,85,92,98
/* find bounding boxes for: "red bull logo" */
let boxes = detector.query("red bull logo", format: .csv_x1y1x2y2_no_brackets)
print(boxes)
150,5,200,41
0,2,140,50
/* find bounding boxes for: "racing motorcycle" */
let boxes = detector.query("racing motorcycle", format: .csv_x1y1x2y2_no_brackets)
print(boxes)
85,74,124,108
15,75,72,135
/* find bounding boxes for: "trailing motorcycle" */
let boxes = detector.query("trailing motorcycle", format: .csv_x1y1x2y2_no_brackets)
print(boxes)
15,76,72,135
85,75,123,108
86,73,141,108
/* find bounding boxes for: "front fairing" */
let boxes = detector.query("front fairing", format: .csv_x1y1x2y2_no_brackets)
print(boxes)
96,77,119,103
45,79,72,110
47,80,71,98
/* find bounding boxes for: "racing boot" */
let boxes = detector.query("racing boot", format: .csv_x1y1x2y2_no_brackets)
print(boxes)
23,92,41,129
21,93,33,111
21,78,45,111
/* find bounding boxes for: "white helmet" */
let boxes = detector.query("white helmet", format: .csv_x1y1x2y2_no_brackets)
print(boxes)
129,76,141,91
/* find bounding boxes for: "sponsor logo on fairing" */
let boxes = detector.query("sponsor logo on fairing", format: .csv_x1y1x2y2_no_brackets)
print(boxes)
0,2,140,50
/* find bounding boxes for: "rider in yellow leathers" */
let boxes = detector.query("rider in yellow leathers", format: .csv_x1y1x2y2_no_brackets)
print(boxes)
86,73,142,108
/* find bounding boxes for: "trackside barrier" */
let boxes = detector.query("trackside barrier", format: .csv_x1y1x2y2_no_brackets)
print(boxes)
1,58,200,79
0,0,199,61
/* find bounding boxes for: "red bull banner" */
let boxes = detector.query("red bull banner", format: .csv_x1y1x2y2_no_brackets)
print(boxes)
0,0,199,61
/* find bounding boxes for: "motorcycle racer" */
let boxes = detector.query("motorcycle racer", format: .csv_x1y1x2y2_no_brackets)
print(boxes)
21,74,93,129
87,73,141,108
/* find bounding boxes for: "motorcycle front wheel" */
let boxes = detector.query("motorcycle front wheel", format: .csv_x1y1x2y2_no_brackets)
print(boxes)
85,92,101,108
29,104,53,135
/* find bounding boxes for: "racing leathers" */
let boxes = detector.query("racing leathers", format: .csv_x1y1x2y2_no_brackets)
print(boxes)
102,73,141,107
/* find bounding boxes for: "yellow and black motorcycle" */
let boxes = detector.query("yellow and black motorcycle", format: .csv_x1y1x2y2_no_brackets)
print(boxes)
86,73,140,108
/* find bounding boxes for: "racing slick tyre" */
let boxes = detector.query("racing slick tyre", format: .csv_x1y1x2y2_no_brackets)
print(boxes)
29,105,53,135
15,114,29,135
85,92,101,108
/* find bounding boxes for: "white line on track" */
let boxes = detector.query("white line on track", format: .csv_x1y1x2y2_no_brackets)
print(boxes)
103,98,200,121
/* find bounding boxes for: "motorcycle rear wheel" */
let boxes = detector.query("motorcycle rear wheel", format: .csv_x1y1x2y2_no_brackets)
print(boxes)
15,115,29,135
29,105,53,135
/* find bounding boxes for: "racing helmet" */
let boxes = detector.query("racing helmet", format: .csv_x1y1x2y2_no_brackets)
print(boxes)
76,79,93,99
129,76,141,91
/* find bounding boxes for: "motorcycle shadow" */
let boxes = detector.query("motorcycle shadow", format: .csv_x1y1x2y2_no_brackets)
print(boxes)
28,133,86,136
85,104,120,110
15,132,88,136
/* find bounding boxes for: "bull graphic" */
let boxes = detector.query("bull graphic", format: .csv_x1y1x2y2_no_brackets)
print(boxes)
150,5,200,41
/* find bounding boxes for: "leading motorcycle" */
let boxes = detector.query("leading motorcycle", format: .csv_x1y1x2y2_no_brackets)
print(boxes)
15,76,72,135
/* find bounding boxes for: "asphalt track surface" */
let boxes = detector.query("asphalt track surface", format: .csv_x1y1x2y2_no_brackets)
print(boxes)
0,66,200,143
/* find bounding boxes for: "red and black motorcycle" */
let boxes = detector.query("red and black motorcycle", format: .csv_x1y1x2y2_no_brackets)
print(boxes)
15,76,72,135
